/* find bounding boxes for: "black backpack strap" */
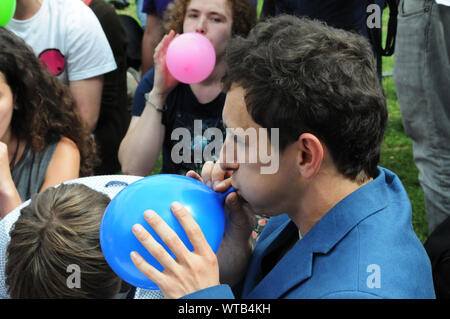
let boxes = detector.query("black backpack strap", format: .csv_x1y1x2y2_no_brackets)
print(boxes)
366,0,398,78
366,0,383,79
382,0,399,56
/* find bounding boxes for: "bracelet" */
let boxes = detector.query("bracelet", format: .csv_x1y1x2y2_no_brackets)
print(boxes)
144,93,168,112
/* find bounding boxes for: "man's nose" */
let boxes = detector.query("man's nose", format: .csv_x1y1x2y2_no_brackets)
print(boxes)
219,138,239,172
195,16,207,34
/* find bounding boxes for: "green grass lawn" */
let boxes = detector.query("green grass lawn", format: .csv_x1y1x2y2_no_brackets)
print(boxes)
379,10,428,242
116,2,429,242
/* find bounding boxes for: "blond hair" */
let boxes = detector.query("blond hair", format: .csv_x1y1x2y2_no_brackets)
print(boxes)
5,184,121,298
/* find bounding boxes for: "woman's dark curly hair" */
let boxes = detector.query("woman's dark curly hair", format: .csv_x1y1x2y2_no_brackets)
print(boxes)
0,27,97,176
164,0,256,37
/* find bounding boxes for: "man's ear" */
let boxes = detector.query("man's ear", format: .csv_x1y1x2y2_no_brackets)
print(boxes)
296,133,324,179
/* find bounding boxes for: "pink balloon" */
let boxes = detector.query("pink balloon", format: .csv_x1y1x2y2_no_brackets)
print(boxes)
166,33,216,84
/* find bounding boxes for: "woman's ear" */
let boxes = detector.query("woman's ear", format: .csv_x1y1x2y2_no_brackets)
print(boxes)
296,133,324,179
13,95,19,110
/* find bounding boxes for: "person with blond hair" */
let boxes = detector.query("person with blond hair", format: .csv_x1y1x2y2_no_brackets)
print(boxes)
0,175,142,299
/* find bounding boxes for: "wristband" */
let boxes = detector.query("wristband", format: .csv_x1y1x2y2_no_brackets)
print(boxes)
144,93,168,112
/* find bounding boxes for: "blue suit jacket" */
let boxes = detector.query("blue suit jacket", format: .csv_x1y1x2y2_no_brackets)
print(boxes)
184,168,435,299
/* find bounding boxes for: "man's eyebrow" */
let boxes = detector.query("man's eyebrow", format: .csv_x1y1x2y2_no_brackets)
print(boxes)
187,8,227,19
209,11,226,17
186,8,200,15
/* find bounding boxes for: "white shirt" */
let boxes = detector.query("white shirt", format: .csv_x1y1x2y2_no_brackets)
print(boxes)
436,0,450,6
6,0,116,84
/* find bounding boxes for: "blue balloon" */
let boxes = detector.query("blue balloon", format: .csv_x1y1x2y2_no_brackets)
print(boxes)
100,174,234,290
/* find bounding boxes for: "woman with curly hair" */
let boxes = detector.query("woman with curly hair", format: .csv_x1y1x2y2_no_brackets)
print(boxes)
0,27,97,218
119,0,256,176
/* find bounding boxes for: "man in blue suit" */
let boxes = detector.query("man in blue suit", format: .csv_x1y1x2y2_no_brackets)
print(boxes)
129,15,435,299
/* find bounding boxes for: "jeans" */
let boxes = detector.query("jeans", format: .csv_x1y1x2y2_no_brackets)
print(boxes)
393,0,450,233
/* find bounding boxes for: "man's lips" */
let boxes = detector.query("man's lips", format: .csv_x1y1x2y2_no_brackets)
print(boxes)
230,185,245,201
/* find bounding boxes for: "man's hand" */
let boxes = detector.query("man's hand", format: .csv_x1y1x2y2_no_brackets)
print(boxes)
187,162,255,286
152,30,179,98
188,162,255,243
130,202,220,299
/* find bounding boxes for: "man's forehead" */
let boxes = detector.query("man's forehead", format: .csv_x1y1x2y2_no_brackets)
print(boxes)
187,0,232,16
223,84,258,130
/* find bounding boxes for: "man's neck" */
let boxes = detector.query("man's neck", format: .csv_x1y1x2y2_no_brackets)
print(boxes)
189,58,226,104
14,0,43,20
289,169,373,236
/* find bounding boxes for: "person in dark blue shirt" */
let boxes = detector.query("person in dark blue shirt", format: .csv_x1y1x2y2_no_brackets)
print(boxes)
263,0,368,35
140,0,173,75
261,0,387,76
119,0,256,177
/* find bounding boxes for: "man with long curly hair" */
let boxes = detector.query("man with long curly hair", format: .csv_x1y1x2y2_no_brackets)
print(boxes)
119,0,257,177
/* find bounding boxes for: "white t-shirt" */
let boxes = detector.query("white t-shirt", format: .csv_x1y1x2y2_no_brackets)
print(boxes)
6,0,116,84
436,0,450,6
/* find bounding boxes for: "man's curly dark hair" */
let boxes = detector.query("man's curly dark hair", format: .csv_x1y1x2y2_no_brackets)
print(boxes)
223,16,388,182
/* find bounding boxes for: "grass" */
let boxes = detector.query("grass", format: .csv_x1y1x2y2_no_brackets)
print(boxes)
378,10,428,242
116,3,429,242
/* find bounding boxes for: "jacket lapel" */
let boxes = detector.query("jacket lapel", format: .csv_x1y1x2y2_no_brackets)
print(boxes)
246,230,314,298
241,216,292,297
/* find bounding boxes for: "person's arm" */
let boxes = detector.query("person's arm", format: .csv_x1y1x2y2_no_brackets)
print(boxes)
118,96,166,176
188,163,255,287
69,75,104,133
0,142,22,219
141,13,165,76
63,1,116,133
39,136,80,193
119,31,178,176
